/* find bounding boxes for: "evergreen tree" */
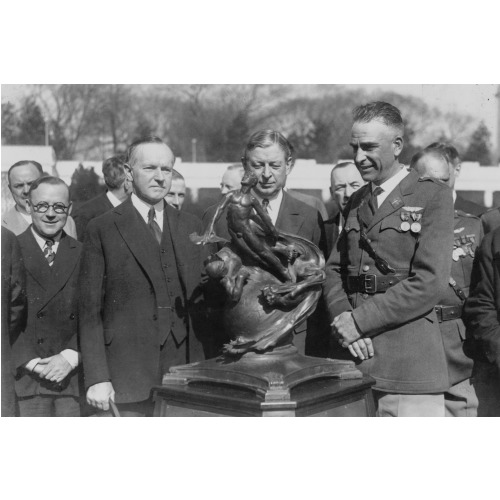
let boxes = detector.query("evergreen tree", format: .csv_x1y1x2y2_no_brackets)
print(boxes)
463,122,492,165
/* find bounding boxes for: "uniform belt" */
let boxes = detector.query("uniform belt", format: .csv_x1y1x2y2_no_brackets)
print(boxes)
346,273,408,294
434,304,463,322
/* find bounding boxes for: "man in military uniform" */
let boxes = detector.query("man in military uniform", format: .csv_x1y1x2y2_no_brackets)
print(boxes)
324,102,454,417
412,148,481,417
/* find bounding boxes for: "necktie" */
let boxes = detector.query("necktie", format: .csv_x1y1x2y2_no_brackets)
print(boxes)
261,198,270,215
148,206,162,245
368,186,384,215
44,239,55,265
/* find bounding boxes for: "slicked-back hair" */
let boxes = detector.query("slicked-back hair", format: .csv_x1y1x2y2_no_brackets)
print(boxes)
102,154,127,190
28,176,69,200
8,160,44,184
242,130,295,166
353,101,404,135
425,142,460,165
171,169,184,182
410,149,450,173
126,136,172,166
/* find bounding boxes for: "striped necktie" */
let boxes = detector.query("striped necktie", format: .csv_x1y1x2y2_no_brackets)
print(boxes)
148,206,162,245
261,198,270,215
44,239,55,265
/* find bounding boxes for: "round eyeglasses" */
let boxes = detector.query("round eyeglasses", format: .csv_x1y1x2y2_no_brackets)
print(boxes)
31,202,70,214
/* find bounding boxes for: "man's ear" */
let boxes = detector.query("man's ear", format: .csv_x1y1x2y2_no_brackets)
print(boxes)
124,163,133,182
329,186,334,197
454,162,462,178
25,199,32,215
240,156,246,168
285,157,293,176
393,135,404,158
67,201,73,214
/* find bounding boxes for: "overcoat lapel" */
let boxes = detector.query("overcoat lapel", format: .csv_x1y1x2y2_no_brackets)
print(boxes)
276,192,305,235
40,233,80,309
18,229,52,292
163,204,187,292
114,199,165,294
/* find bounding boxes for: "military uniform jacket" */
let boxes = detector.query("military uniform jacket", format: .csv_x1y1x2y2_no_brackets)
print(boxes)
324,169,454,394
12,229,82,398
438,209,482,385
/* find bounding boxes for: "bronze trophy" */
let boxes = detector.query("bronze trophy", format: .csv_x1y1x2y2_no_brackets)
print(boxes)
154,171,373,416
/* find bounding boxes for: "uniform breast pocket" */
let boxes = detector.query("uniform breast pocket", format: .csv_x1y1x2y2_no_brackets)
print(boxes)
380,215,404,233
343,217,360,233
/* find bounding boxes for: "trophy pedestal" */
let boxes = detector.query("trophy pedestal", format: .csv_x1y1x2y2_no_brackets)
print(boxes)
152,346,375,417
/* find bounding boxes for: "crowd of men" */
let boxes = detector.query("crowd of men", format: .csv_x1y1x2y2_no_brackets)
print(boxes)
2,101,500,417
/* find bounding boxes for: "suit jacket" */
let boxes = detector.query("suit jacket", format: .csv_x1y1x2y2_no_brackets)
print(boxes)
324,170,454,394
287,189,328,221
78,198,207,403
324,213,341,260
2,206,77,239
454,195,486,217
463,227,500,372
12,229,82,398
72,192,114,241
1,227,26,416
481,207,500,235
437,209,482,386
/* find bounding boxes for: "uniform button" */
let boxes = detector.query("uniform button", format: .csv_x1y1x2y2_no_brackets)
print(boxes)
366,239,372,244
153,314,158,321
167,278,172,283
362,265,370,272
161,249,166,253
163,264,167,268
37,312,44,319
37,338,44,344
69,313,75,320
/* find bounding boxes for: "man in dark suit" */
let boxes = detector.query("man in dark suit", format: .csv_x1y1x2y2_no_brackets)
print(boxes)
12,177,82,417
464,227,500,416
324,102,454,417
412,149,481,416
324,161,366,256
78,136,207,417
1,227,26,417
202,130,326,355
426,142,486,217
481,207,500,234
72,155,132,240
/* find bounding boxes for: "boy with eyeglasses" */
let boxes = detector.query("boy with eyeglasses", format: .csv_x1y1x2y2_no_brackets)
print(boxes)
12,176,83,417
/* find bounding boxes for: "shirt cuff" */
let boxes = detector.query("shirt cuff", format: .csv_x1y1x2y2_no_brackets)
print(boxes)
60,349,80,369
25,358,42,372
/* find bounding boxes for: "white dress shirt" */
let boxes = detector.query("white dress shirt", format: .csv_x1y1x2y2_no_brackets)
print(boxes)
106,190,123,208
25,227,80,372
132,193,165,229
373,165,410,207
252,189,283,226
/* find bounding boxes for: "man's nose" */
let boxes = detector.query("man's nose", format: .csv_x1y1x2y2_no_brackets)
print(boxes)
345,185,355,198
355,148,366,164
22,184,30,195
262,165,272,179
221,186,228,195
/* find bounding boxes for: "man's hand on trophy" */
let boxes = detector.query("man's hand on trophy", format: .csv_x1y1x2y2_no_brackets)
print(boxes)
87,381,115,411
189,230,228,245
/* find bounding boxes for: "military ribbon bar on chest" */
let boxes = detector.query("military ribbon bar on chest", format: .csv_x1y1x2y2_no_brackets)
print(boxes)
400,206,423,234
